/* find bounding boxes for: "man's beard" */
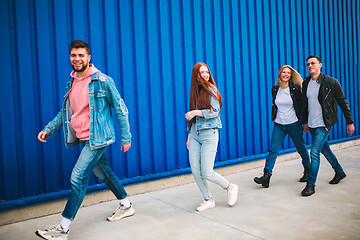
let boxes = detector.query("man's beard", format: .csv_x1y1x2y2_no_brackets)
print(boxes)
72,62,88,72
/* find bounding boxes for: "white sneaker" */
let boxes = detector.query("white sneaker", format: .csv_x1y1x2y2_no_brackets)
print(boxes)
35,224,69,239
196,199,216,212
227,184,238,206
107,203,135,222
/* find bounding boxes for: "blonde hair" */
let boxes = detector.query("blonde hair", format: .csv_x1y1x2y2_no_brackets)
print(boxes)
275,65,303,89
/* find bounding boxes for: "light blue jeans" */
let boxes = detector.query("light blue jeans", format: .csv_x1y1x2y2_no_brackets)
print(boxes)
307,127,344,187
189,126,229,201
62,141,127,220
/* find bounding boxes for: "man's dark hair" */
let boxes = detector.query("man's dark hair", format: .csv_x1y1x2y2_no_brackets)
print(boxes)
69,40,90,55
306,55,322,63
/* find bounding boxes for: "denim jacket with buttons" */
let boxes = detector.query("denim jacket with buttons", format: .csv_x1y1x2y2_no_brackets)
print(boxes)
187,89,222,132
43,71,131,150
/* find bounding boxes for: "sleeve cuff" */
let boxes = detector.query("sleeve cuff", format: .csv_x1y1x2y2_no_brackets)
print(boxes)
121,139,131,145
201,109,210,119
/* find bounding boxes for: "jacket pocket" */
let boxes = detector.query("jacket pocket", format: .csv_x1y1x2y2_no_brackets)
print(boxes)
93,90,106,111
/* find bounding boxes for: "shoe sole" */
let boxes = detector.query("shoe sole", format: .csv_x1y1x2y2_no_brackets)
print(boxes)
196,205,216,212
301,192,315,196
107,208,135,222
35,230,67,240
229,200,237,206
35,231,48,240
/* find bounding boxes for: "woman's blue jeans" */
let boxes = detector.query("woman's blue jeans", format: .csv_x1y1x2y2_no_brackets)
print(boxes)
189,126,229,201
265,121,310,174
307,127,344,187
62,141,127,220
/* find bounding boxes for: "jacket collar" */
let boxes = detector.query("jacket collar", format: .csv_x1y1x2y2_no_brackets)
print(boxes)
273,81,295,91
316,72,325,84
307,72,324,84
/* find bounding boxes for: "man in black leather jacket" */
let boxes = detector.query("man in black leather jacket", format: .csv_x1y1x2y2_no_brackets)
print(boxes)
300,55,355,196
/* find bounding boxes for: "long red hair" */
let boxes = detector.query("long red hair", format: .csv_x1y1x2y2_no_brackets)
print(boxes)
188,62,222,125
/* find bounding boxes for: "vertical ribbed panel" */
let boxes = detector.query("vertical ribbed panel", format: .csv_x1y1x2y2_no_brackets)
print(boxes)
0,0,359,209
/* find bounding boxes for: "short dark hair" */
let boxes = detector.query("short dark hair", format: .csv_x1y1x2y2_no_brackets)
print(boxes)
69,40,90,55
306,55,322,63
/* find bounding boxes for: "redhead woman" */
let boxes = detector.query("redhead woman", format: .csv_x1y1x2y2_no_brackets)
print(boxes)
254,65,310,188
185,63,238,212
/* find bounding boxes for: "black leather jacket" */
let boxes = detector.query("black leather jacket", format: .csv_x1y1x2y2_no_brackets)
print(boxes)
301,73,353,129
271,82,302,122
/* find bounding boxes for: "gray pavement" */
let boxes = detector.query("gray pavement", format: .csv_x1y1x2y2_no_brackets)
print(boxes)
1,145,360,240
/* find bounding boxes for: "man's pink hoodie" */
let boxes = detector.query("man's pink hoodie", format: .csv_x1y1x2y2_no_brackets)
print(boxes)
69,64,99,140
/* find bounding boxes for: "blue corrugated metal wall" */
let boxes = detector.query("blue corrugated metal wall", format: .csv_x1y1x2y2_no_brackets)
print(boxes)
0,0,359,210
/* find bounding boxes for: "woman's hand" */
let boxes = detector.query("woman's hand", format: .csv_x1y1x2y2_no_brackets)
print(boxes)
186,133,190,150
185,110,202,121
303,124,309,134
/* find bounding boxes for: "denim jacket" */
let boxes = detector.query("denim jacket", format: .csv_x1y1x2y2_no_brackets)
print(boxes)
43,72,131,150
187,90,222,132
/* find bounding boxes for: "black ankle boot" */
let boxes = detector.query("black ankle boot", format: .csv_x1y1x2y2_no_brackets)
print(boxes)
301,183,315,196
299,167,310,182
254,169,272,188
329,172,346,184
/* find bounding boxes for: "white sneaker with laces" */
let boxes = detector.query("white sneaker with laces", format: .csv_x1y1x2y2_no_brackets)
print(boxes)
227,184,238,206
196,199,216,212
107,203,135,222
35,224,69,239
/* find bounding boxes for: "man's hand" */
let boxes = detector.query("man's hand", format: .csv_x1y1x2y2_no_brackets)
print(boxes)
346,124,355,136
121,144,131,153
303,124,309,134
37,131,48,142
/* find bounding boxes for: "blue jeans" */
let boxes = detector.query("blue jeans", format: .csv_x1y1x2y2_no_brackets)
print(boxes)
189,126,229,201
265,121,310,174
62,141,127,220
307,127,344,187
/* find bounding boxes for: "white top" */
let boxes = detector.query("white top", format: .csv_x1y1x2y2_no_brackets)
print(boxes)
307,79,325,128
274,87,298,125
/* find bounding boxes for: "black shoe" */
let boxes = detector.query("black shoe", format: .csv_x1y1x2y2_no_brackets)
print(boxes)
329,172,346,184
301,184,315,196
299,167,310,182
254,169,272,188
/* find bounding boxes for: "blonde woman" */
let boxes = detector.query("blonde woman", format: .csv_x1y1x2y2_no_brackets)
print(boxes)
254,65,310,188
